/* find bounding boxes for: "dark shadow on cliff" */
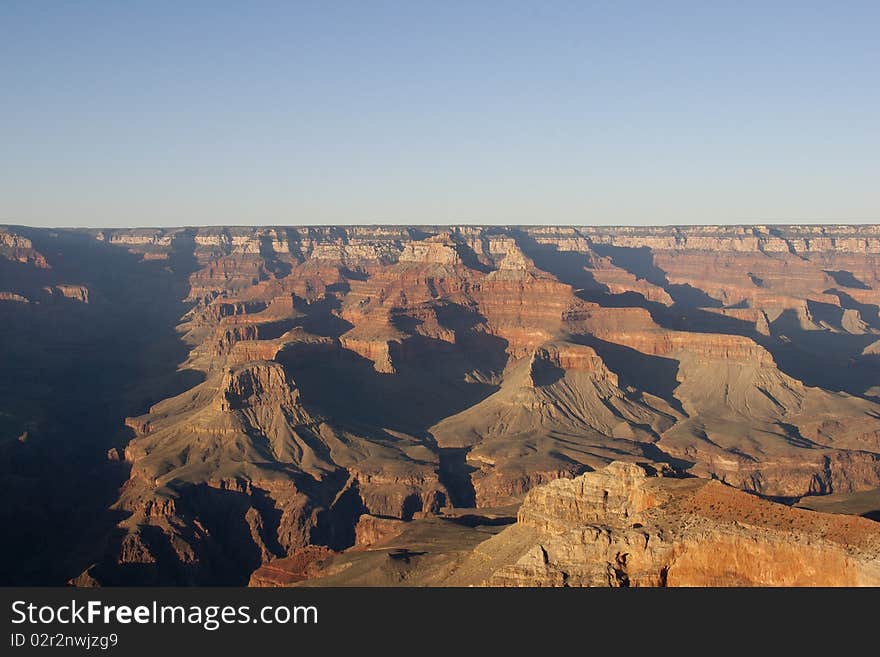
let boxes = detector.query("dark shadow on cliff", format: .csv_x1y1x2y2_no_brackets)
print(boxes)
0,228,202,584
279,334,504,437
512,230,609,291
279,303,508,436
259,234,293,279
90,483,287,586
579,245,880,397
445,513,516,528
824,270,871,290
828,289,880,332
570,334,687,416
590,243,723,308
437,448,478,508
767,308,880,394
577,279,880,399
309,471,367,551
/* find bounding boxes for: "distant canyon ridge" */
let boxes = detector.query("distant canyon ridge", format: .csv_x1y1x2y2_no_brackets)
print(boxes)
3,224,880,585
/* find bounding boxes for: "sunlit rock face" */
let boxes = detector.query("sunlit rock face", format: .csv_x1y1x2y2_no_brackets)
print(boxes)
4,224,880,585
482,462,880,587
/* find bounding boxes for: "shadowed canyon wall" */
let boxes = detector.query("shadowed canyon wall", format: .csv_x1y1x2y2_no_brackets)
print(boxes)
3,224,880,585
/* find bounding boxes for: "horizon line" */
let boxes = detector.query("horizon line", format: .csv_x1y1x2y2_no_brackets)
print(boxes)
5,220,880,231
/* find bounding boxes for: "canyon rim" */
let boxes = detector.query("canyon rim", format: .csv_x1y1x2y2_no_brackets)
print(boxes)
3,224,880,586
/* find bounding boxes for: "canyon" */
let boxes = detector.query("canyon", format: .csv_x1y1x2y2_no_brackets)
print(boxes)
2,224,880,586
268,462,880,587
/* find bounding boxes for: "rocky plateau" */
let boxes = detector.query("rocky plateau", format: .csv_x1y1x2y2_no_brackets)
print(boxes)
3,223,880,586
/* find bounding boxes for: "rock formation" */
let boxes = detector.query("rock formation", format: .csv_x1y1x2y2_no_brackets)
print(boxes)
4,223,880,585
473,462,880,586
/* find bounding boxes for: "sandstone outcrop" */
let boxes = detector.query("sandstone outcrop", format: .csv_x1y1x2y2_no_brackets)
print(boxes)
470,462,880,586
7,223,880,586
91,359,449,584
247,546,335,587
353,514,408,548
0,229,50,268
68,224,880,583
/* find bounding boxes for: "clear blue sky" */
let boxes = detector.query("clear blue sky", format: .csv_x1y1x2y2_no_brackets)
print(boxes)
1,1,877,227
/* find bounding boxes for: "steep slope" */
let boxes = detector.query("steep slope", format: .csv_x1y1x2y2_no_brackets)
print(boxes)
463,462,880,586
659,348,880,496
263,462,880,587
8,223,880,585
570,305,880,496
83,360,447,584
0,227,199,585
431,342,679,505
